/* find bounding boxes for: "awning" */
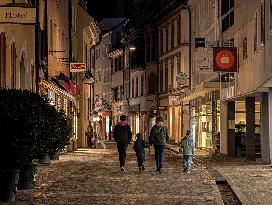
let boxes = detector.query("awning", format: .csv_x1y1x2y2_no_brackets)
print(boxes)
181,82,229,101
39,79,76,103
55,73,79,95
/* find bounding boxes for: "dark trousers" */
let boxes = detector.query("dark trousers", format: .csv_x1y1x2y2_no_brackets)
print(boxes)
117,143,128,167
136,154,145,168
154,145,165,169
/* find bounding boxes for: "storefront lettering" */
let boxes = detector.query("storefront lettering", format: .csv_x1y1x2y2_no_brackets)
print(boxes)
5,11,28,19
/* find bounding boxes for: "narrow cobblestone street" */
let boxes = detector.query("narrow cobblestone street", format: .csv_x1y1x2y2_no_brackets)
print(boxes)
3,143,223,205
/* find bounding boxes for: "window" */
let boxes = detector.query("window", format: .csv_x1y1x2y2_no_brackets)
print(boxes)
166,26,169,51
254,13,257,52
11,42,16,88
148,73,156,94
171,22,174,49
136,77,138,97
146,33,150,62
177,15,181,45
0,32,6,87
30,64,34,91
270,0,272,30
160,64,163,93
151,34,155,61
177,56,181,76
160,30,163,54
132,78,135,98
49,20,53,50
221,0,234,32
261,2,265,44
20,52,26,89
170,57,174,85
243,37,247,60
165,61,168,93
141,75,144,96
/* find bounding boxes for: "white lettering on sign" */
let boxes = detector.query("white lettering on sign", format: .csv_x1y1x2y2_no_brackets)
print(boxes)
70,63,86,72
0,7,36,24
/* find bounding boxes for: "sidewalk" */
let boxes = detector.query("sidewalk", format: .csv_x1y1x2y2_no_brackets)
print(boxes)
167,145,272,205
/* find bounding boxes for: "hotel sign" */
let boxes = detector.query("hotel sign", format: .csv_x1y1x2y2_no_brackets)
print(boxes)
0,7,36,24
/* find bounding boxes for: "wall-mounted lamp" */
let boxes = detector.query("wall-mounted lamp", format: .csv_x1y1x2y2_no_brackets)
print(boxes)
84,71,95,84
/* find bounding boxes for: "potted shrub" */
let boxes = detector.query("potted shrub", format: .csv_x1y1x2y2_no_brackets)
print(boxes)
36,107,72,163
0,88,72,197
0,88,48,200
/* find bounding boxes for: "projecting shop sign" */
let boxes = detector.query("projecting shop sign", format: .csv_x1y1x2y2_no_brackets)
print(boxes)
213,47,237,72
0,7,36,24
70,63,86,72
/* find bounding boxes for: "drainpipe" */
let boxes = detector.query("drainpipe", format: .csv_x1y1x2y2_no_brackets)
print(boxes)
35,0,40,93
68,0,72,72
156,26,160,114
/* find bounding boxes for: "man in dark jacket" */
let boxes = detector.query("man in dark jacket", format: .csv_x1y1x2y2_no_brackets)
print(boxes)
113,115,132,172
149,116,169,173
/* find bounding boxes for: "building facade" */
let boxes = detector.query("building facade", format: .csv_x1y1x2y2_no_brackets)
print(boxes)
0,0,37,91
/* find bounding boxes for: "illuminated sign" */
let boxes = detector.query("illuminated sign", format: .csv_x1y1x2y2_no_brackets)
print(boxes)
70,63,86,72
0,7,36,24
213,47,237,72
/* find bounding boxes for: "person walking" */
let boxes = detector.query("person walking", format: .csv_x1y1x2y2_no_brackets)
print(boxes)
85,121,94,148
149,116,169,173
133,133,149,172
181,130,195,174
113,115,132,172
96,122,106,149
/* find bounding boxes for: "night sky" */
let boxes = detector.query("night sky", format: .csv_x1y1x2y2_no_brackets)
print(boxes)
87,0,132,21
87,0,156,22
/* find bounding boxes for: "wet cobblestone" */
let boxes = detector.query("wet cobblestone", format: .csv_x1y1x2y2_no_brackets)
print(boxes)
1,143,223,205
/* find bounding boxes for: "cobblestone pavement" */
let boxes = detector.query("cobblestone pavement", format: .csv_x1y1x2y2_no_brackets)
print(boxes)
1,142,223,205
194,154,272,205
215,164,272,205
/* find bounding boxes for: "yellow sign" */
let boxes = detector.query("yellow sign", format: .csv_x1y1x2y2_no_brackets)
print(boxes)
0,7,36,24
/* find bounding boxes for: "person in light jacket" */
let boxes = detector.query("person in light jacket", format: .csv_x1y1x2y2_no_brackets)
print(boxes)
181,130,195,174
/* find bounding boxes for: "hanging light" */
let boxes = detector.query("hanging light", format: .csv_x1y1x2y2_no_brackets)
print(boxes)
84,71,95,84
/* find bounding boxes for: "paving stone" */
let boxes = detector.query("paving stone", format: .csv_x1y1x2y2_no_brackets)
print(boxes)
1,142,224,205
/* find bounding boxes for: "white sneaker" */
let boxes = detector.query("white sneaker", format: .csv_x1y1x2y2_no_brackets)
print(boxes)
121,167,125,172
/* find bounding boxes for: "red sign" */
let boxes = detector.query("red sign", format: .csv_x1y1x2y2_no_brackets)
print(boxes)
213,47,237,72
70,63,86,72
